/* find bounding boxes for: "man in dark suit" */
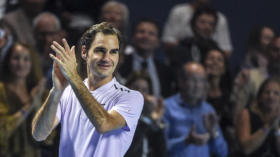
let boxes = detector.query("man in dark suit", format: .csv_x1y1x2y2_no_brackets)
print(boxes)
119,18,175,98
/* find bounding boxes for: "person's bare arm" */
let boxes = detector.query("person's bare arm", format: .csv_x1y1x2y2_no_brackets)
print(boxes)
236,109,270,154
50,39,126,133
32,87,62,141
69,75,126,133
32,59,67,141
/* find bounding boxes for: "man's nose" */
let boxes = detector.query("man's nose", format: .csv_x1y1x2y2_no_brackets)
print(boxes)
102,51,111,60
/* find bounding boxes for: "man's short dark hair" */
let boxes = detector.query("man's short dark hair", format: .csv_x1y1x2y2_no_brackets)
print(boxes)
78,22,123,54
131,18,161,38
190,6,218,33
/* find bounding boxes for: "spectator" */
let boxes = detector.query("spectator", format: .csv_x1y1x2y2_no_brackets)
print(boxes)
165,6,220,69
204,48,233,129
125,71,166,157
203,48,240,156
0,42,46,157
162,0,232,56
163,62,228,157
119,18,175,97
1,0,46,48
236,77,280,156
99,1,129,41
33,12,67,89
243,25,275,68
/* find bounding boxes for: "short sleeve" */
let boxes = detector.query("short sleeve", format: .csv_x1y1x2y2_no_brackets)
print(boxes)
111,91,144,131
56,86,71,122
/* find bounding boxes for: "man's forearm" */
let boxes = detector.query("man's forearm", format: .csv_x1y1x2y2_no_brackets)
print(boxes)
68,75,121,133
32,88,63,141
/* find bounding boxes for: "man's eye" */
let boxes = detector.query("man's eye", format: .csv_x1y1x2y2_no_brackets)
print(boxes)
110,50,119,54
95,48,106,53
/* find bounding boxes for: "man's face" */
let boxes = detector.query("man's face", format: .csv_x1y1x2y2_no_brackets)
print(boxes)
180,64,207,103
132,22,159,55
195,13,216,38
34,17,63,57
83,32,119,80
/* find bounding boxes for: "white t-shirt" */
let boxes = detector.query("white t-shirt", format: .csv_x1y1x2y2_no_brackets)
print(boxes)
162,3,232,52
56,77,144,157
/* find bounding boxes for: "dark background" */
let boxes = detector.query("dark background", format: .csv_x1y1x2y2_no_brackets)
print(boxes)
118,0,280,73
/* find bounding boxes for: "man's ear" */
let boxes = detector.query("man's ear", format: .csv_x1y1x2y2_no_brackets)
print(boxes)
81,45,87,60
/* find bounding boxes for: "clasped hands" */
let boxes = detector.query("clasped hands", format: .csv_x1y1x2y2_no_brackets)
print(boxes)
185,112,218,146
50,39,78,90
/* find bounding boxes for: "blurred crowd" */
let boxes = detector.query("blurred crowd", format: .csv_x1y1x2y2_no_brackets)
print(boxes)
1,0,280,157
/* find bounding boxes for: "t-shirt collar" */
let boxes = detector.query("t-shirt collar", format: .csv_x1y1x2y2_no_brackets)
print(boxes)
84,77,116,93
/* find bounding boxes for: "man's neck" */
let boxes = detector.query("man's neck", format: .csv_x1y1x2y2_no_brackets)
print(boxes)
88,75,113,91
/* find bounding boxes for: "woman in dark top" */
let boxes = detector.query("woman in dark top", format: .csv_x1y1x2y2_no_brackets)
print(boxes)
203,48,233,128
236,77,280,157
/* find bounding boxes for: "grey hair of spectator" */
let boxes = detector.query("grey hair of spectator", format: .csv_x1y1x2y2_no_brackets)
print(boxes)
101,1,129,29
33,12,61,30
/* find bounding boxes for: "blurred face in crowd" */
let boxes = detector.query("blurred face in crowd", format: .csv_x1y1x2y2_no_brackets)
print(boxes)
260,27,274,48
259,81,280,113
205,49,225,77
129,78,150,95
82,32,119,80
9,44,32,79
268,36,280,61
102,3,125,30
132,22,159,57
180,63,207,105
34,15,63,57
194,13,216,39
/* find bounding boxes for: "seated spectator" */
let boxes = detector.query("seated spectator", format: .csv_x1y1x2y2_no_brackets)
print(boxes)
231,35,280,122
1,0,47,48
204,48,233,129
125,71,166,157
0,42,46,157
236,77,280,156
162,0,232,56
243,25,275,68
33,12,67,89
165,6,219,69
119,18,175,97
99,1,129,42
203,48,240,155
163,62,228,157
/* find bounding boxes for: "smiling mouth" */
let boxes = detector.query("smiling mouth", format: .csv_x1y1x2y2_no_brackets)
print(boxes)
97,63,112,70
